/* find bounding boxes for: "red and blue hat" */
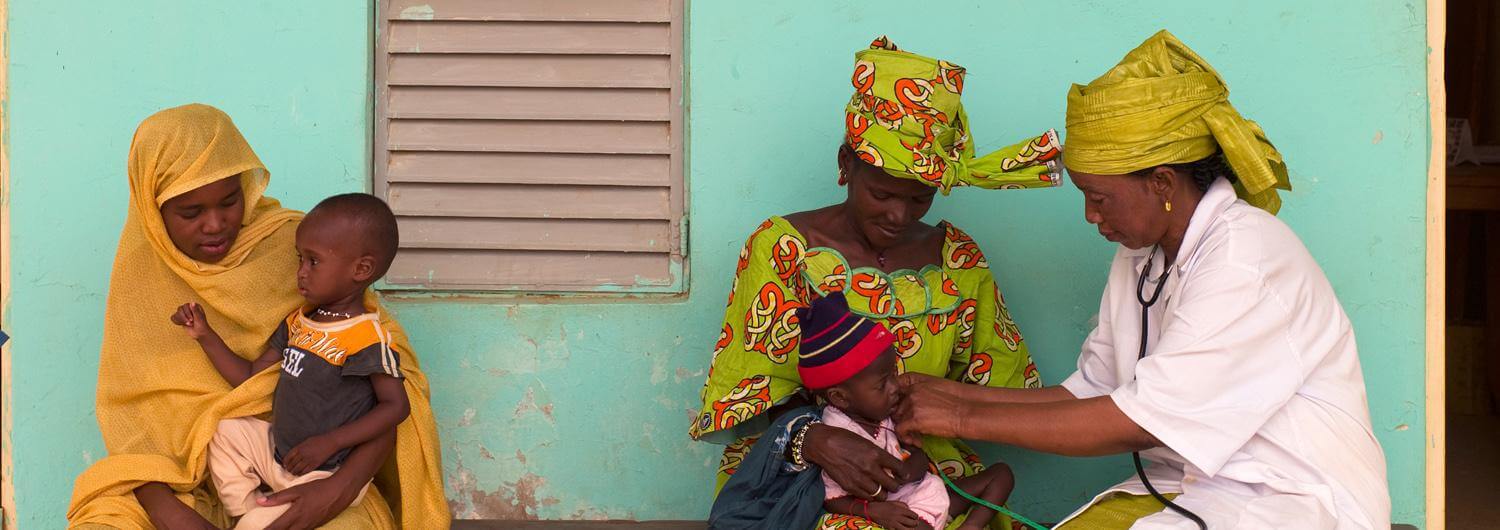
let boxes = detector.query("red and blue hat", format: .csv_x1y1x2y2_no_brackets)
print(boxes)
797,292,895,389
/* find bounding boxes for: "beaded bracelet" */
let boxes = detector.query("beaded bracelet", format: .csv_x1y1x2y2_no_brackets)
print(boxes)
790,420,818,467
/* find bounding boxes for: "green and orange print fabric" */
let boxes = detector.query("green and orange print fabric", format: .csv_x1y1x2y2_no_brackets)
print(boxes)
845,36,1064,194
692,217,1042,525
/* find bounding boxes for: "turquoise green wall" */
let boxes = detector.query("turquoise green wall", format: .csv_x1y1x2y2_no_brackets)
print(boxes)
4,1,372,527
3,0,1429,528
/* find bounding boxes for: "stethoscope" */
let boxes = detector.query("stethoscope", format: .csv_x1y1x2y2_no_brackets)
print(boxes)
1133,245,1209,530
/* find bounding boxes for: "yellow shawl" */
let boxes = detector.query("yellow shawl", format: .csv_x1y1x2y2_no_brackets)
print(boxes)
67,104,448,529
1064,30,1291,214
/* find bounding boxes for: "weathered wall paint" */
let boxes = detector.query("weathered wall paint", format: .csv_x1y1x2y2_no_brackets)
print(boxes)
3,0,1429,527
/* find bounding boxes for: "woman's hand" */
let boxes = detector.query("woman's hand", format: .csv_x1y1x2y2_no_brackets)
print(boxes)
153,508,221,530
802,423,903,499
262,428,394,529
259,473,362,530
892,380,970,445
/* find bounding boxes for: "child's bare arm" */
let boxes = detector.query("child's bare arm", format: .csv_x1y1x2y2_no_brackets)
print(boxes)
826,497,925,530
897,443,932,484
824,496,868,517
172,303,261,386
281,374,409,475
248,343,283,377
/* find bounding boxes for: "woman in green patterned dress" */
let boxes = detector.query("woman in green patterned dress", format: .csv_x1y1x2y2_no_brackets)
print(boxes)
691,36,1062,529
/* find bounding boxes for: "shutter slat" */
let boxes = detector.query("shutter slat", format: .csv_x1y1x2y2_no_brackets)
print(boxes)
389,87,669,121
388,119,669,154
388,152,670,187
386,0,670,22
388,249,673,289
397,217,670,252
389,183,671,220
388,54,670,88
388,21,669,55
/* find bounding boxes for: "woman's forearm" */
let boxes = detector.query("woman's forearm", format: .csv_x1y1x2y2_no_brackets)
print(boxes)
907,373,1077,405
133,482,200,526
957,396,1158,456
965,384,1078,405
133,481,177,510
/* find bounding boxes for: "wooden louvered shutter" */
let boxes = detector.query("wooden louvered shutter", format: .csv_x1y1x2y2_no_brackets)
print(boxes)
375,0,685,292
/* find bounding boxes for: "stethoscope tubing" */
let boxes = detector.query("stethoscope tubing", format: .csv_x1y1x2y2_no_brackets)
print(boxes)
1133,245,1209,529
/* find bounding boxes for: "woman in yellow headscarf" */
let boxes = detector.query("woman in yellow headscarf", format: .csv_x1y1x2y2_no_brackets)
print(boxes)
66,104,448,529
896,31,1389,529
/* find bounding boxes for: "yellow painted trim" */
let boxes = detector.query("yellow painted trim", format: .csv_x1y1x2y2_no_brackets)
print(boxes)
1425,0,1446,528
0,0,13,524
0,0,11,520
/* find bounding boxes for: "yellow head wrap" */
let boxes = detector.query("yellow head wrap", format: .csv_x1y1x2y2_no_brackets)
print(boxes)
1064,30,1291,214
127,104,295,273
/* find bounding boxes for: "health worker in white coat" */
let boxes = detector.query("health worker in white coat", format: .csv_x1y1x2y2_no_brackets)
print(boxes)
894,30,1390,529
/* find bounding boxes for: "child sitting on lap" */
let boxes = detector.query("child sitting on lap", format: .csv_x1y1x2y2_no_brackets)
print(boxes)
798,292,1014,530
172,193,409,529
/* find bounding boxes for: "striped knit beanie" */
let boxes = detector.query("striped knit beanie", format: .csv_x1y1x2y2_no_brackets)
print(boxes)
797,292,896,389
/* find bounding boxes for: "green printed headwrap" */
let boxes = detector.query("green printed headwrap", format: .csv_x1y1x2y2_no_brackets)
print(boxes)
844,36,1062,194
1064,30,1292,214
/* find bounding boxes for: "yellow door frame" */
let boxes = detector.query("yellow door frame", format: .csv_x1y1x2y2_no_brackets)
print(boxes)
1426,0,1447,529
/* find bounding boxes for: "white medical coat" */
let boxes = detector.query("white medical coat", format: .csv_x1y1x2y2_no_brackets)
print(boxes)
1057,178,1390,529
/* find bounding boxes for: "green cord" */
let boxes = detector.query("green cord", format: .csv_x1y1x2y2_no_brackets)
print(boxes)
938,472,1049,530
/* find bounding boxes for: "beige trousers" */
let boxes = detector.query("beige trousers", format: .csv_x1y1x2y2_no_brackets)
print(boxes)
207,417,369,530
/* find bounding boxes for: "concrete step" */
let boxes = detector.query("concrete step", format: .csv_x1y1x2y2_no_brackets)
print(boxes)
453,522,704,529
453,522,1418,529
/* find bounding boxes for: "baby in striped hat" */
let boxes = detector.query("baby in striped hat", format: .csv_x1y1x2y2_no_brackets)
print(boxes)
799,292,1014,530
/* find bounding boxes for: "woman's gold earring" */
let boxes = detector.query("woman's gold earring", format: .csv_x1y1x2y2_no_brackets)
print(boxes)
1165,201,1173,213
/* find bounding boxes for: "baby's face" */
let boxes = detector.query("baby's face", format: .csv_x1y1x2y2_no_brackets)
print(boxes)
834,349,901,424
293,213,366,305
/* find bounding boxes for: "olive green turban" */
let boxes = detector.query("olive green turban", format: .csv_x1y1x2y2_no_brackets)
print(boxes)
1064,30,1291,214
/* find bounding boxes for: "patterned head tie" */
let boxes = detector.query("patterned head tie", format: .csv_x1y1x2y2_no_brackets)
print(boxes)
1065,30,1291,214
845,36,1063,194
796,292,896,390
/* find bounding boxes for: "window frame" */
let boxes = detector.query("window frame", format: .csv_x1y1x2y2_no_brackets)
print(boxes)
370,0,688,295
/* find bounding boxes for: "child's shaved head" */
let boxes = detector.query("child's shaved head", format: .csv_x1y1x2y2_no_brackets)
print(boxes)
304,193,399,280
